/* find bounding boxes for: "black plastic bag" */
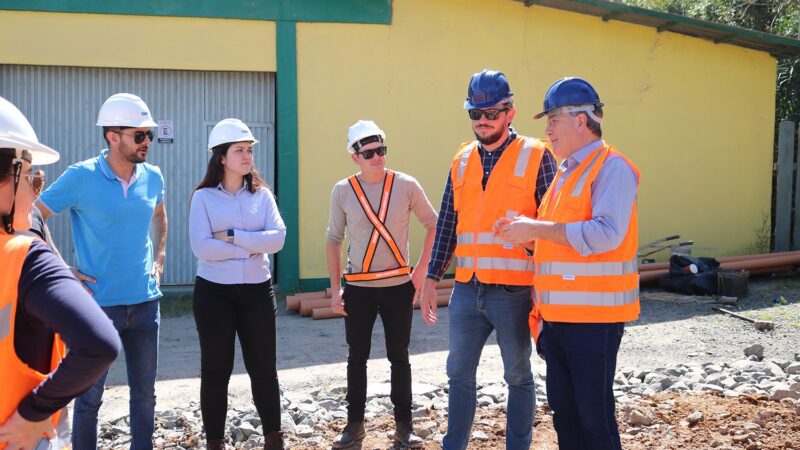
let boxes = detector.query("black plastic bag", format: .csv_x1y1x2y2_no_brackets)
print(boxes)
658,255,721,295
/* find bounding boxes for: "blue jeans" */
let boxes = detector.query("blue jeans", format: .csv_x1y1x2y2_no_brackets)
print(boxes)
73,299,160,450
540,321,624,450
442,280,534,450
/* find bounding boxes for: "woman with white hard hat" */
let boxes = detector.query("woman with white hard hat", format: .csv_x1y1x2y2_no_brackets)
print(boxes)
0,96,120,450
189,118,286,450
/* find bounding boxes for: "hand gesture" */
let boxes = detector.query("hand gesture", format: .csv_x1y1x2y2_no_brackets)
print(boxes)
69,267,96,296
418,278,439,325
330,287,347,316
0,411,56,450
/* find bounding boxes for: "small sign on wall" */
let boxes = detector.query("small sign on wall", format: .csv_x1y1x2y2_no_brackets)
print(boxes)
157,120,174,144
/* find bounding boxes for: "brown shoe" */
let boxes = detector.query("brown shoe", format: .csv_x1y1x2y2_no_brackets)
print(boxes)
264,431,285,450
393,421,423,448
206,438,225,450
332,421,366,448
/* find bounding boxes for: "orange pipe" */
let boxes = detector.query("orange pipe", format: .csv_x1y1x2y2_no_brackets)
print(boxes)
312,307,339,320
640,257,800,285
436,287,453,297
436,278,455,289
720,253,800,270
639,251,800,272
300,298,332,317
749,265,792,275
286,291,329,311
286,296,301,311
413,294,451,309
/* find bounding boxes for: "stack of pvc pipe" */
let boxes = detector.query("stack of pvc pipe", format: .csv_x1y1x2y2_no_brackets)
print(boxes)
638,250,800,285
286,278,456,320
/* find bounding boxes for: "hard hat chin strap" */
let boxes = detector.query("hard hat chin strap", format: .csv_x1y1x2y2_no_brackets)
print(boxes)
2,159,22,234
553,105,603,124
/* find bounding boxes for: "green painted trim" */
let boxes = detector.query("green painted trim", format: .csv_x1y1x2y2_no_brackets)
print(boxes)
534,0,800,57
0,0,391,24
298,278,332,293
566,0,800,45
276,21,299,292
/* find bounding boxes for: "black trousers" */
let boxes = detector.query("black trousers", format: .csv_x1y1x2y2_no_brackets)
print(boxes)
343,281,415,423
193,276,281,439
540,322,625,450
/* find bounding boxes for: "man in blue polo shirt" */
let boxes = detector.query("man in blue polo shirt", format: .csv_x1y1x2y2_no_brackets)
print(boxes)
36,93,168,450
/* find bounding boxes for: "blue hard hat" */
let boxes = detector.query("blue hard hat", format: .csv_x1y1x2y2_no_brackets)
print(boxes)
533,77,603,119
464,69,513,109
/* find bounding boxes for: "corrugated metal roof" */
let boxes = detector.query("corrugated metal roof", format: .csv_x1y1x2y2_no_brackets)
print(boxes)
519,0,800,59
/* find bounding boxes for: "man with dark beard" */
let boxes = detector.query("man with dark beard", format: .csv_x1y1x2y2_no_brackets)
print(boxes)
418,69,556,450
35,93,168,450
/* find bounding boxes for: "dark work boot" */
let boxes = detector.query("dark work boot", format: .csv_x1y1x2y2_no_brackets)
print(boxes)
263,431,285,450
332,421,366,448
393,421,423,448
206,438,225,450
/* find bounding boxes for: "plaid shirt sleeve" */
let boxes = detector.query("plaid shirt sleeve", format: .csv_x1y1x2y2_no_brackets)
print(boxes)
535,150,558,206
426,171,458,282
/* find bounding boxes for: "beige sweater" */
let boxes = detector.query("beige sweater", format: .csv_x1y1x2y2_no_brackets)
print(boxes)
327,170,437,288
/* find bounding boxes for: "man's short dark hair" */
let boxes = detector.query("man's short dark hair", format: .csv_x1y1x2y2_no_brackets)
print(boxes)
102,126,131,147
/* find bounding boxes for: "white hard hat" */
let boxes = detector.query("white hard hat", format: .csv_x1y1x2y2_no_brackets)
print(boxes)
96,93,158,128
208,118,259,152
0,96,59,165
346,120,385,153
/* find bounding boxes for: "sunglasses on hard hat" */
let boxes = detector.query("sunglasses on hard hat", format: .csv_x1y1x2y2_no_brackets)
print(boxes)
115,129,154,144
355,146,388,160
468,108,509,121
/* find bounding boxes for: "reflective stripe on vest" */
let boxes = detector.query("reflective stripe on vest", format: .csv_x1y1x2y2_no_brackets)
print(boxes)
451,137,548,285
456,257,532,272
532,143,640,325
343,170,411,282
454,139,538,183
0,233,69,447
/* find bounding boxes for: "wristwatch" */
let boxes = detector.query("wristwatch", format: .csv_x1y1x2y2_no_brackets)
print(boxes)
226,229,234,243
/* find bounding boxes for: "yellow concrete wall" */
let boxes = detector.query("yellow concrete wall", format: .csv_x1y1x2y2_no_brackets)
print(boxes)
296,0,776,279
0,10,276,71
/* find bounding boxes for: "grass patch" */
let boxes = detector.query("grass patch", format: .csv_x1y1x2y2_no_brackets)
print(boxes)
749,305,800,324
160,289,194,318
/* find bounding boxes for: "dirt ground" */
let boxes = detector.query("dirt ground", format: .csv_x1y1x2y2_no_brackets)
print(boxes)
286,393,800,449
96,276,800,448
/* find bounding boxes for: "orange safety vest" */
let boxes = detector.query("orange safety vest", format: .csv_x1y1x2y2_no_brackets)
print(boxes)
0,233,70,449
451,136,550,286
529,142,640,341
343,170,413,282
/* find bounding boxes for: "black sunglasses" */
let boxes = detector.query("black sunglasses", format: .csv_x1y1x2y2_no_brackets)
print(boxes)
116,129,154,144
468,108,509,121
356,146,388,160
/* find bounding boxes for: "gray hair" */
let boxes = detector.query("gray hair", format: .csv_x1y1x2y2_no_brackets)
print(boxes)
570,105,603,138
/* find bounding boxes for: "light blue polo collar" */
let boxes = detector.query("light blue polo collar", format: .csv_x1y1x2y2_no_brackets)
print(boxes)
98,149,142,181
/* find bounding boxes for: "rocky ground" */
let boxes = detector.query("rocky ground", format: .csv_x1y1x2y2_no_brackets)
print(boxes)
93,276,800,449
99,353,800,449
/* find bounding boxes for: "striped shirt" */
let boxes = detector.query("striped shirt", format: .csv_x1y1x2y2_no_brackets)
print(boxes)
426,130,557,282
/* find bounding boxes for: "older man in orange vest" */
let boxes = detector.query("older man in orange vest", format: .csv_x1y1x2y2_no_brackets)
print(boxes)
496,77,639,450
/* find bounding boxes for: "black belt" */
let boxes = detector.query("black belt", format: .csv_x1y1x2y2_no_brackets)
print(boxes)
463,275,523,290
